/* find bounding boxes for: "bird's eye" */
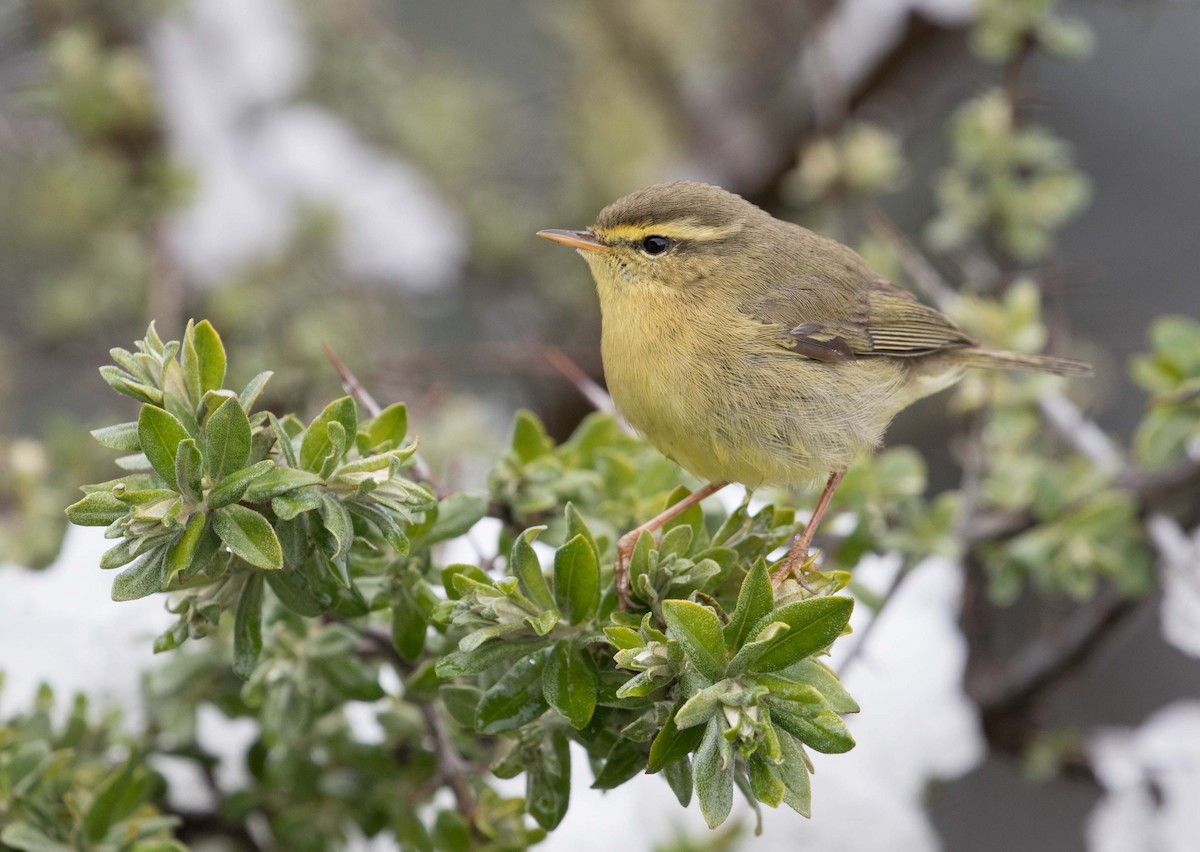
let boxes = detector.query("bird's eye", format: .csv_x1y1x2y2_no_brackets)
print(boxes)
641,235,672,255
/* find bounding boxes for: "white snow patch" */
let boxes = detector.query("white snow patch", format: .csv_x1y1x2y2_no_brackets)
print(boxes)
1087,701,1200,852
0,526,174,725
149,0,464,290
1149,515,1200,658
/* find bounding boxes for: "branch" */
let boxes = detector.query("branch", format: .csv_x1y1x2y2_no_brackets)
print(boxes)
970,589,1144,750
864,206,960,310
321,341,439,492
542,344,619,420
354,626,477,818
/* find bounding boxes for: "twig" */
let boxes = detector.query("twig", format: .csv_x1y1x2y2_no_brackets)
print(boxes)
322,341,382,417
864,205,959,310
321,341,439,492
836,564,908,678
354,627,477,818
542,345,617,418
971,591,1144,730
1037,392,1126,477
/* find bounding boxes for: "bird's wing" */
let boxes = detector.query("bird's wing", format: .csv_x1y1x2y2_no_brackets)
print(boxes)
744,278,976,363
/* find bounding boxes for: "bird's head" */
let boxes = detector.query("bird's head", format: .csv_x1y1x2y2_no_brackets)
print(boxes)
538,181,766,295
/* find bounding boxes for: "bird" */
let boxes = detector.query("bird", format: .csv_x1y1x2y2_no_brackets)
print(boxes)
537,180,1090,608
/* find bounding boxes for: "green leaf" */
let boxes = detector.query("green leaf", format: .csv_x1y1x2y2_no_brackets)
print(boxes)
767,659,860,714
203,397,252,482
729,597,854,676
213,504,283,570
674,681,732,730
436,636,549,678
207,459,275,509
364,401,408,451
431,811,471,852
193,319,227,394
440,685,482,729
138,405,189,489
111,547,169,601
542,640,598,729
0,822,71,852
181,320,203,406
603,626,644,651
723,561,774,651
553,534,600,624
90,422,140,452
268,411,299,467
776,728,812,817
527,729,571,830
233,573,264,679
272,487,322,520
318,493,355,559
174,438,204,502
265,567,325,616
511,409,552,462
65,491,129,526
591,737,648,789
765,696,856,754
422,493,487,545
663,758,693,807
662,600,727,682
83,753,140,841
242,467,323,502
300,396,357,473
648,700,706,773
100,366,163,406
748,750,785,808
511,526,557,613
693,716,733,829
392,585,428,663
475,649,549,734
238,370,273,412
167,511,208,581
564,502,599,560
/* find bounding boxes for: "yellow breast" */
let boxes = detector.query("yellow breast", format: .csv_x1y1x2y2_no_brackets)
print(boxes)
592,269,930,489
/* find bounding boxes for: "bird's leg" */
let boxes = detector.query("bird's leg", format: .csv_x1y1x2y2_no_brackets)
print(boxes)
615,481,728,610
772,470,846,587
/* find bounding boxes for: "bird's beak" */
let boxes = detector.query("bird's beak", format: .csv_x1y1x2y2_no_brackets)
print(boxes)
536,229,609,253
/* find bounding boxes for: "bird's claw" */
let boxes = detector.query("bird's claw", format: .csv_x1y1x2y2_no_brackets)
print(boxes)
771,549,819,591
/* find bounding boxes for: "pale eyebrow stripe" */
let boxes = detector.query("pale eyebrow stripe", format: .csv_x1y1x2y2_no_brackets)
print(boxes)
598,220,744,242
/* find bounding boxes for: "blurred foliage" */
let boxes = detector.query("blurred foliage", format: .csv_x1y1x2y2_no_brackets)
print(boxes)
927,0,1093,263
0,679,184,852
1130,316,1200,470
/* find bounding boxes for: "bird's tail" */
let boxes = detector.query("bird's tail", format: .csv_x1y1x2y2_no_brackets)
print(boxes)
954,348,1093,377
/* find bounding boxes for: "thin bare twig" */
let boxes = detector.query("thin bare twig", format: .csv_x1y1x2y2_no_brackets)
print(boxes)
836,563,908,678
355,627,477,817
321,341,438,491
542,344,617,418
864,205,959,310
322,341,382,417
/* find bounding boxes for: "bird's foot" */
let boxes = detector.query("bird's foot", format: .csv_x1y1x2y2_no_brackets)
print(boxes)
771,549,820,590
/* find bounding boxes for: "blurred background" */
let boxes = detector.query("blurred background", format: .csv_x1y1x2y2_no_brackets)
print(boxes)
2,0,1199,850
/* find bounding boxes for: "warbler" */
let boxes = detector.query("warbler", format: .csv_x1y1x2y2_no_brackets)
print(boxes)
538,181,1090,606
